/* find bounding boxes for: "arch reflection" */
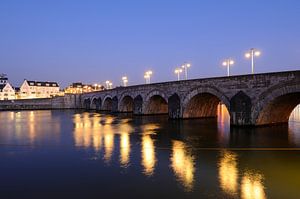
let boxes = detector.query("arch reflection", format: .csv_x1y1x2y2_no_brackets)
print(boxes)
218,150,238,195
241,171,266,199
170,140,195,191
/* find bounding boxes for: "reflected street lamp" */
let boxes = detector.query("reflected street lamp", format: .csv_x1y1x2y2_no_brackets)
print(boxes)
181,62,191,80
222,59,234,76
174,68,183,81
245,48,261,74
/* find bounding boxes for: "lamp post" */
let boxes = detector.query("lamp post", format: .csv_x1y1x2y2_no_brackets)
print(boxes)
122,76,128,87
105,81,110,89
222,59,234,76
144,70,153,84
245,48,261,74
93,84,98,91
174,68,183,81
181,62,191,80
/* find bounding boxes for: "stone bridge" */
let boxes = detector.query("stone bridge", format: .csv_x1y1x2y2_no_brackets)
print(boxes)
80,70,300,126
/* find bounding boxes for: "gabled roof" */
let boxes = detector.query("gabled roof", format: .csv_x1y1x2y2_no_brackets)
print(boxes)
0,83,14,92
25,80,59,87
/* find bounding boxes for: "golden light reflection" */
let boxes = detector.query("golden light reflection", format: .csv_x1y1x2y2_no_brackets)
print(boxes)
219,150,238,195
141,134,156,176
218,103,230,134
241,171,266,199
2,111,59,144
170,140,195,191
73,113,104,151
104,132,114,163
120,132,130,167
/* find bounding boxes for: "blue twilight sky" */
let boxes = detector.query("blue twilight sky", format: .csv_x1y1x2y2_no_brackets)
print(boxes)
0,0,300,88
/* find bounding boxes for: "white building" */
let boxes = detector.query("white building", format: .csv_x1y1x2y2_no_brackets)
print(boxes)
0,75,15,100
0,83,15,100
20,79,60,99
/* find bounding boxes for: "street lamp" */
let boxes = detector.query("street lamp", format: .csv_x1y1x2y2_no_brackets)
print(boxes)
93,83,98,91
181,62,191,80
105,81,110,89
174,68,183,81
245,48,261,74
122,76,128,87
222,59,234,76
144,70,153,84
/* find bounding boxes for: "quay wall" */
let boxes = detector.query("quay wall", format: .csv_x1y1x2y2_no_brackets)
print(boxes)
0,94,79,111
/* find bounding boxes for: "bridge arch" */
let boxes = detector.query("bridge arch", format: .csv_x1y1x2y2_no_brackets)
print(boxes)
118,93,135,112
144,90,168,114
83,98,91,110
91,97,102,110
252,82,300,125
102,95,113,111
182,86,230,118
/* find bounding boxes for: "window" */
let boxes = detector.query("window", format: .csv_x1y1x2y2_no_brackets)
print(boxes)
37,83,41,86
30,83,34,86
46,83,49,86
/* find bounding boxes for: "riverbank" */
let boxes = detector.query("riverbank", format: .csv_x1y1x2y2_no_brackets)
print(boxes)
0,95,78,110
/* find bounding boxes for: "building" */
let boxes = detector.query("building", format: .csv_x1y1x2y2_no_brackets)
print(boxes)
20,79,60,99
0,74,16,100
64,82,104,94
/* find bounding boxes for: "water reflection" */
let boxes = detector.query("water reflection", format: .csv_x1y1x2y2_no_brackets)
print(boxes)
1,110,300,198
119,120,132,167
170,140,195,191
120,132,130,167
218,150,238,196
0,111,60,145
73,113,103,150
141,134,156,176
241,171,266,199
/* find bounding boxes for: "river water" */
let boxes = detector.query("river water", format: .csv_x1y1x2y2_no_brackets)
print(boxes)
0,106,300,199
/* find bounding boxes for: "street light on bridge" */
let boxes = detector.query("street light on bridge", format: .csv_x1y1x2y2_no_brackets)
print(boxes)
144,70,153,84
245,48,261,74
122,76,128,87
222,59,234,76
174,68,183,81
181,62,191,80
106,80,113,89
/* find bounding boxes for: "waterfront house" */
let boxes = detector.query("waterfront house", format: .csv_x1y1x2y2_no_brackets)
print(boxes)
20,79,60,99
0,82,16,100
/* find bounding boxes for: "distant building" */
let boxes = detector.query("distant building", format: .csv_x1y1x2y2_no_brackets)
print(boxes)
0,83,15,100
0,74,15,100
20,79,60,99
64,82,104,94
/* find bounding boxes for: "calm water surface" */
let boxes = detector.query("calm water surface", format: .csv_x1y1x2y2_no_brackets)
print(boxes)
0,106,300,199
